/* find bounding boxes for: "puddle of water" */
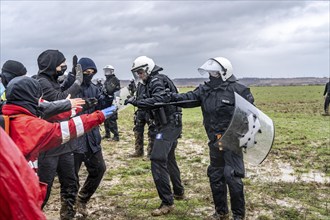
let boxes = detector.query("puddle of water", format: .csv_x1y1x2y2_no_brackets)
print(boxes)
246,162,329,184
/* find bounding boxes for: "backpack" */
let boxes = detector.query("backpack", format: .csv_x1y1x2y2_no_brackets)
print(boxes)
0,114,23,135
0,115,10,134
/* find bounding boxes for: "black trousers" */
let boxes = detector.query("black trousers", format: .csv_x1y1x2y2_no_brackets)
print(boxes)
134,110,156,154
38,152,77,209
324,95,330,113
207,143,245,217
74,150,106,203
104,113,119,138
150,123,184,206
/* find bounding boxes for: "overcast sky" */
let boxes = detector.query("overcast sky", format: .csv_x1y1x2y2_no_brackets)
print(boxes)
1,1,329,80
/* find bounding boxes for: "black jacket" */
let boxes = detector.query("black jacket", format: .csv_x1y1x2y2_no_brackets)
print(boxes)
104,75,120,96
175,76,254,141
37,50,80,100
36,50,80,157
324,82,330,96
135,67,181,125
66,74,113,154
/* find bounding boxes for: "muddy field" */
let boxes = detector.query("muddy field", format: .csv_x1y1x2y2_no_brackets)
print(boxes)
45,85,329,220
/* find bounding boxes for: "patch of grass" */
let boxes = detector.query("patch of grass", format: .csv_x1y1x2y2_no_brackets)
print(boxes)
45,85,329,220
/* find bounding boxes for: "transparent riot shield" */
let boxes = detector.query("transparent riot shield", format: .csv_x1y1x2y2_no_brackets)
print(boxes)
217,92,274,165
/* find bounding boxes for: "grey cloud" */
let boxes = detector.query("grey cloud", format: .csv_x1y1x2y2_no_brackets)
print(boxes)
1,1,329,80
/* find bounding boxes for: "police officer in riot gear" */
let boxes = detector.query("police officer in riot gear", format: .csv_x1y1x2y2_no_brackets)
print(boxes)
125,56,184,216
171,57,254,220
322,78,330,116
103,65,120,141
129,82,156,158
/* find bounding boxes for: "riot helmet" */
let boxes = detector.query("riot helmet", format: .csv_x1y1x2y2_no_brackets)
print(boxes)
131,56,155,84
198,57,234,81
103,65,114,76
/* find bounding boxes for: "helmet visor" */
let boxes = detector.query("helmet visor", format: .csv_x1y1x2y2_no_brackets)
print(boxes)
104,69,114,76
198,59,222,76
132,67,148,84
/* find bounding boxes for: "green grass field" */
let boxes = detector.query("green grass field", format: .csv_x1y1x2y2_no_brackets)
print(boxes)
45,85,329,220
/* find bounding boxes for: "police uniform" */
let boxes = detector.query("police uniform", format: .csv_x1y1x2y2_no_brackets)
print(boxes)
323,81,330,115
173,75,254,219
132,82,156,157
131,66,184,207
103,74,120,140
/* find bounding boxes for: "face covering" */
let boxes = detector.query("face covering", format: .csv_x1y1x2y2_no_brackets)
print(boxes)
83,74,94,85
57,65,67,76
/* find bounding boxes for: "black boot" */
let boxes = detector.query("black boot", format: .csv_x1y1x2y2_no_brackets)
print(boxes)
60,200,75,220
130,132,144,157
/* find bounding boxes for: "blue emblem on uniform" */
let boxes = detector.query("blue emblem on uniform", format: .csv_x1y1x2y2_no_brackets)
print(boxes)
156,133,163,140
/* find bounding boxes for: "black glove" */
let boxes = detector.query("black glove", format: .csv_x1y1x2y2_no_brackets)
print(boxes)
72,55,78,75
171,92,180,101
82,98,98,110
124,96,137,106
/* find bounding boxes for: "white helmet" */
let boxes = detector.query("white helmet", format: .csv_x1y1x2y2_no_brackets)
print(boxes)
198,57,233,81
131,56,155,75
103,65,114,76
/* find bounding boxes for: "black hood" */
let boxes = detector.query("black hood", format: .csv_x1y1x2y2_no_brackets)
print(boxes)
6,76,43,116
37,49,66,81
151,65,163,74
78,57,97,86
1,60,27,88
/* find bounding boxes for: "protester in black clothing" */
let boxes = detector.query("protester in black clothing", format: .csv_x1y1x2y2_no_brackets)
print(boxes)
62,57,113,218
36,49,83,220
0,60,27,88
125,56,184,216
322,79,330,116
103,65,120,141
0,59,83,118
170,57,254,220
0,60,27,109
129,82,156,158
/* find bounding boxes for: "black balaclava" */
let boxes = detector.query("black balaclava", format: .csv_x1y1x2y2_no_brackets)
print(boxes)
208,75,224,88
1,60,27,88
37,49,66,82
6,76,43,116
78,57,97,86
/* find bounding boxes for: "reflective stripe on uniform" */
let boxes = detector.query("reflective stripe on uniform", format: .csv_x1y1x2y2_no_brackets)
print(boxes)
71,109,76,118
60,121,70,144
73,116,84,137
